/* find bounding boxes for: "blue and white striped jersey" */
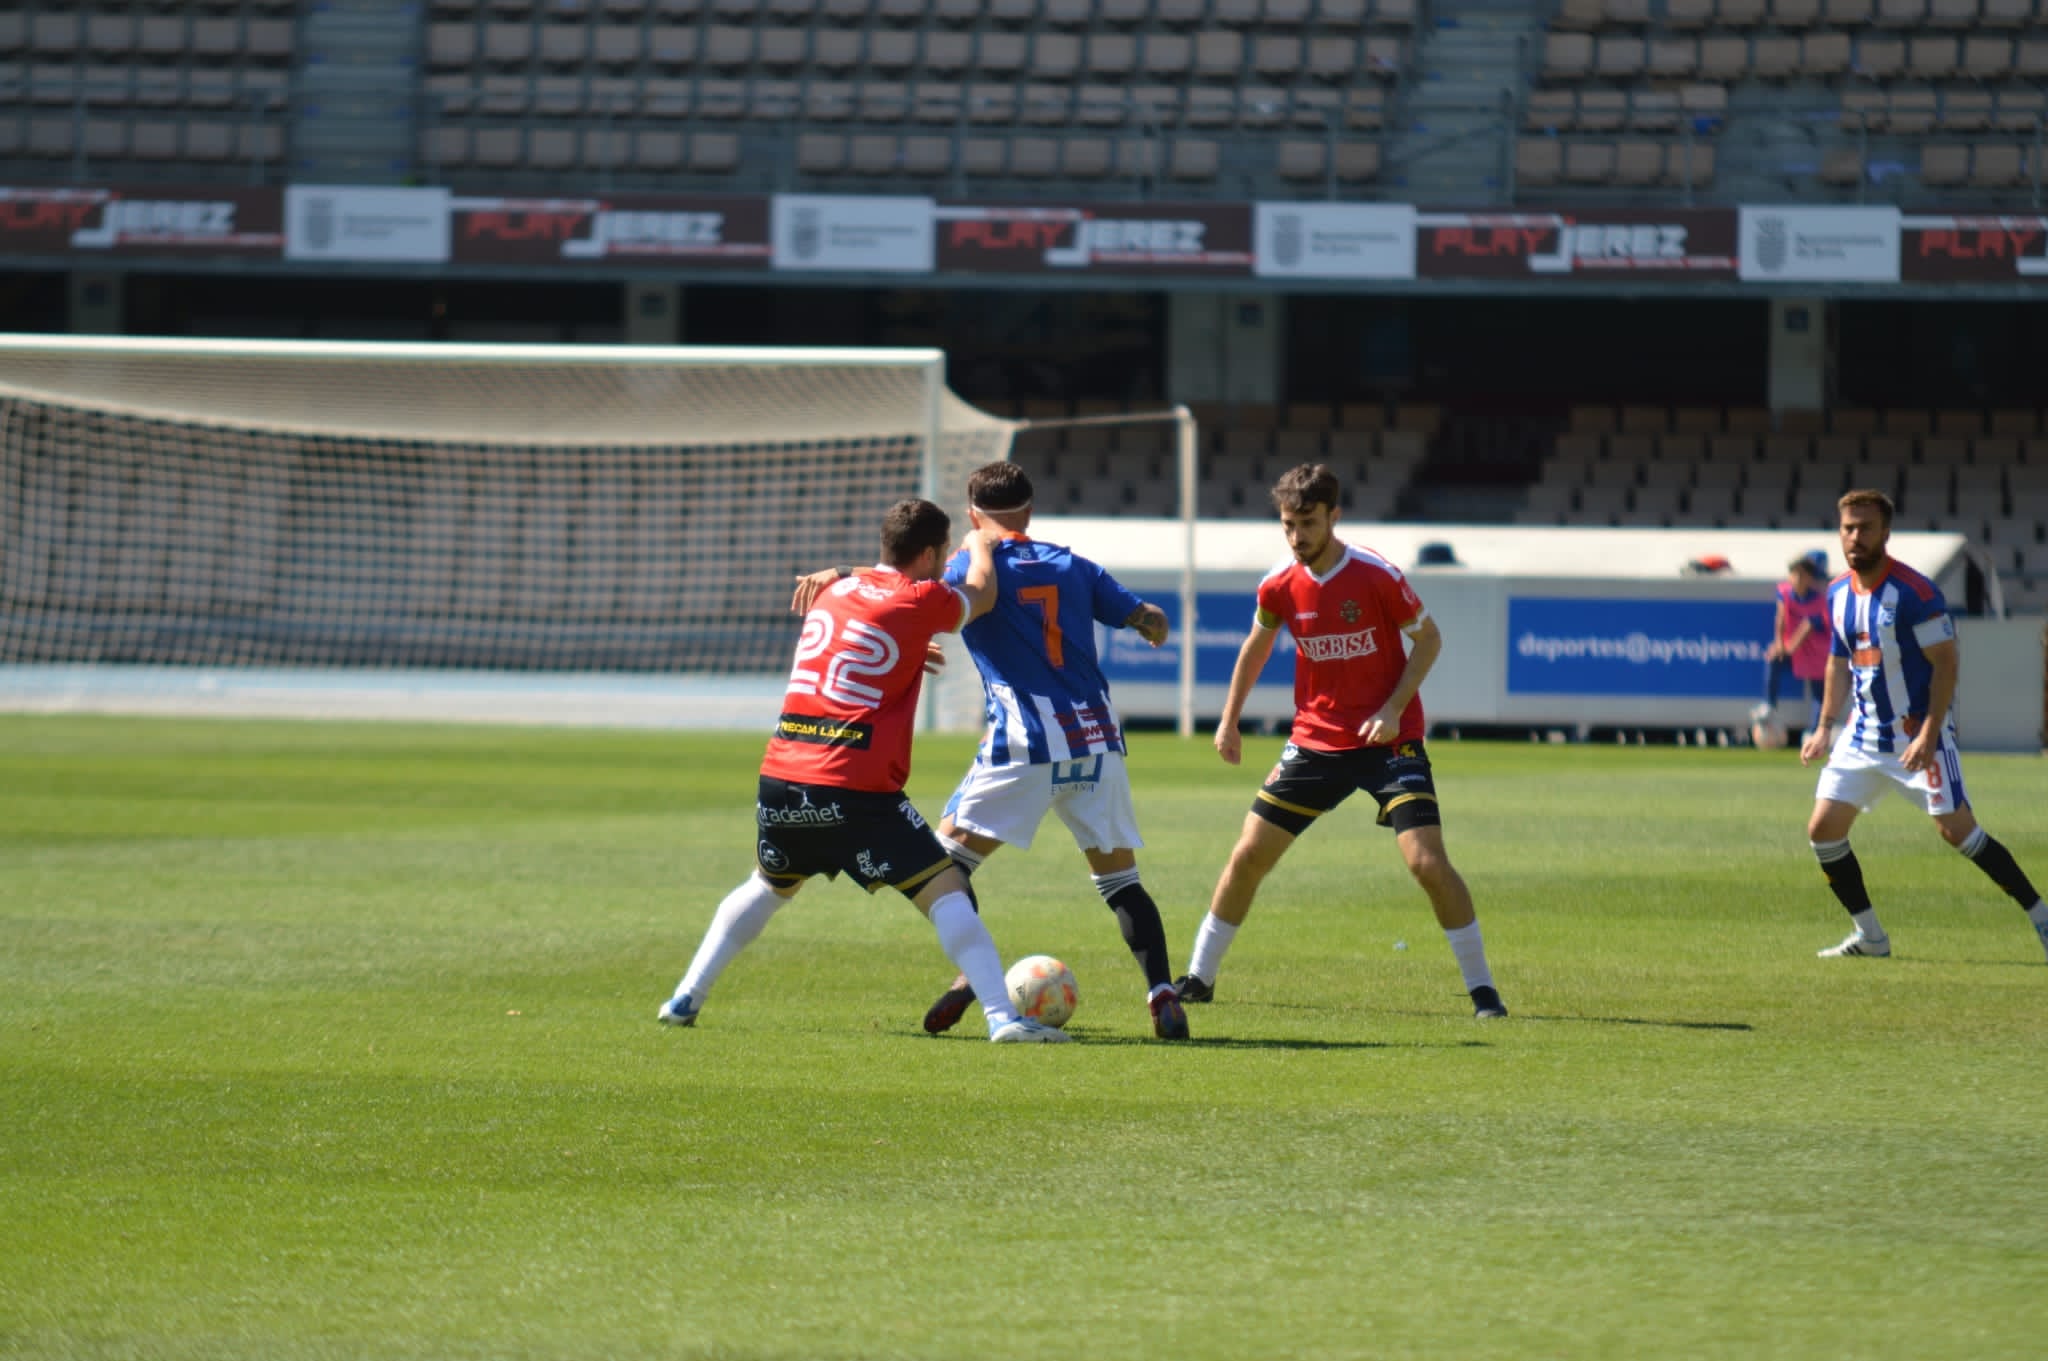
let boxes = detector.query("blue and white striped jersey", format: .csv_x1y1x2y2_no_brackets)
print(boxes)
1828,558,1956,756
943,535,1144,767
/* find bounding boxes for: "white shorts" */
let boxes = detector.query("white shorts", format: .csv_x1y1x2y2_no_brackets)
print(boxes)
1815,727,1970,817
943,752,1143,853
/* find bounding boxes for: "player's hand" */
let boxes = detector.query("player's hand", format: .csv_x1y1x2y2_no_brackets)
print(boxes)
1214,724,1242,766
923,641,946,675
1901,728,1936,774
1132,604,1169,648
1356,703,1402,746
790,568,840,614
1799,725,1831,766
1764,641,1786,662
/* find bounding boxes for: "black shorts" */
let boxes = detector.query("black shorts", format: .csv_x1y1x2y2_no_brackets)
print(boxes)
1251,740,1442,837
755,776,954,897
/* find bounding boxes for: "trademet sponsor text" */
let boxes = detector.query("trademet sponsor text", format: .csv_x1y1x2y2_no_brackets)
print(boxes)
1516,631,1767,667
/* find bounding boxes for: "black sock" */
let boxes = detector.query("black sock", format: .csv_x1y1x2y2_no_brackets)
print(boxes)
1964,831,2041,909
1096,877,1173,989
1813,839,1872,915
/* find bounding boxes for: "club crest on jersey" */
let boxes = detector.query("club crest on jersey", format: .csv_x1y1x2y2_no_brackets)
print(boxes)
1877,606,1897,629
1340,599,1362,624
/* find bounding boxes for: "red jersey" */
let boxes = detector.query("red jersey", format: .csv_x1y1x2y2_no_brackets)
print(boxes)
760,567,969,793
1255,543,1427,750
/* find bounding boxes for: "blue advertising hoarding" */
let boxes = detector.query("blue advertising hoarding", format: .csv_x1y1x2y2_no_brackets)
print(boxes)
1506,597,1774,698
1097,591,1295,689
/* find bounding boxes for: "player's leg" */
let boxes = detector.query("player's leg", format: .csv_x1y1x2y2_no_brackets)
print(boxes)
1808,781,1885,956
907,865,1066,1043
1754,654,1788,724
921,761,1045,1033
659,871,803,1026
1179,745,1345,1001
861,791,1063,1043
1047,752,1185,1036
1083,845,1187,1039
661,776,821,1025
1392,824,1504,1018
1366,743,1505,1018
1922,745,2048,960
1178,812,1298,1002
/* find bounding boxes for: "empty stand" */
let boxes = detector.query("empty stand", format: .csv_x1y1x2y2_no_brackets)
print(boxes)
405,0,1413,192
1519,405,2046,585
0,2,295,179
1528,0,2048,203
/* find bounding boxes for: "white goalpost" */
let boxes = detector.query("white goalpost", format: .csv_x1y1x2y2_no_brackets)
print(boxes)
0,335,1017,728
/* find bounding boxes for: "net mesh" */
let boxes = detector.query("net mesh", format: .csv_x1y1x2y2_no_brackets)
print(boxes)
0,340,1015,677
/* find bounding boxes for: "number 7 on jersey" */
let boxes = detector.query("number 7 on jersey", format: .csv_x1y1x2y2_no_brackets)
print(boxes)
1018,584,1064,668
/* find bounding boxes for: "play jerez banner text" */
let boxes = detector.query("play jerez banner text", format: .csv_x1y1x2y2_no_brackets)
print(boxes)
4,184,2040,284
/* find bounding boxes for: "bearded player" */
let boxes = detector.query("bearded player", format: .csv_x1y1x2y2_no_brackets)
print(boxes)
1176,462,1508,1019
658,499,1069,1043
1800,488,2048,962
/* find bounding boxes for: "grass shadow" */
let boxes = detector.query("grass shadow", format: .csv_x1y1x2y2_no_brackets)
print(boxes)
1503,1013,1754,1032
1064,1035,1490,1051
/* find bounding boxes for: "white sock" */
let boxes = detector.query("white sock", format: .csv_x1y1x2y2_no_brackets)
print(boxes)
1443,921,1494,993
927,892,1017,1032
1185,913,1238,984
1852,909,1887,941
2026,901,2048,927
674,875,784,1003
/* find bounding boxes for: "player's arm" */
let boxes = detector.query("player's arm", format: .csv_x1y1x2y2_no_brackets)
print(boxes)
1358,611,1440,746
1122,602,1169,647
1215,616,1281,766
1799,654,1851,766
1901,633,1958,773
790,564,854,614
953,527,1000,626
1766,599,1789,660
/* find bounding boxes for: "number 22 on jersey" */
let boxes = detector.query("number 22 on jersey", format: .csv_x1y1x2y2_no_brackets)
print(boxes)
790,610,901,705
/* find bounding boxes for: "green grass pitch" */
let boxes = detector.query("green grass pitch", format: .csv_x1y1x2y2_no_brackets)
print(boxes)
3,715,2045,1360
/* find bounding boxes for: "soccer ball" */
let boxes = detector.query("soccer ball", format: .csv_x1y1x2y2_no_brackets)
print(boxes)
1751,720,1790,750
1005,954,1078,1029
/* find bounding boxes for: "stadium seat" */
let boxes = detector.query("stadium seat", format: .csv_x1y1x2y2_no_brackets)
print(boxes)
1517,138,1562,186
1614,141,1661,185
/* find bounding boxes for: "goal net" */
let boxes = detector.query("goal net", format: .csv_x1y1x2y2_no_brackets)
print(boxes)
0,336,1015,726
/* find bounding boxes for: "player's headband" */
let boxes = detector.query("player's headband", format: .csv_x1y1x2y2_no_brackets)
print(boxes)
972,498,1031,515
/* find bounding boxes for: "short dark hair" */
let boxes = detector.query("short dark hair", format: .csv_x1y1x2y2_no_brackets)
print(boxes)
1270,462,1341,515
1838,488,1894,530
880,498,951,568
967,461,1033,513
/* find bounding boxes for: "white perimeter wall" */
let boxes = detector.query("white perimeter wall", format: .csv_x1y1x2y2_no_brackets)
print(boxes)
1040,517,2045,753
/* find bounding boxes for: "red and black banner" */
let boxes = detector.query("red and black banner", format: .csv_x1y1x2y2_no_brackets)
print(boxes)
934,200,1253,275
0,185,283,257
449,192,771,268
1899,215,2048,282
1416,208,1738,279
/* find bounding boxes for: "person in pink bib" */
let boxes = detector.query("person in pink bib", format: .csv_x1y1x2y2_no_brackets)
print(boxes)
1757,549,1831,738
